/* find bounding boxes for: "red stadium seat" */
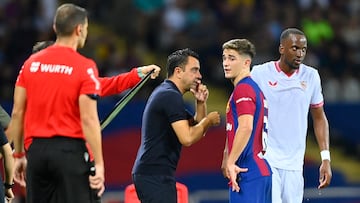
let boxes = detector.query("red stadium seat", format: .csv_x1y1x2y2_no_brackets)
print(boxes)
124,182,188,203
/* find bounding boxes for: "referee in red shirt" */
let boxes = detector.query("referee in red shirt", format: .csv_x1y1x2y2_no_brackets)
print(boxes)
7,3,105,203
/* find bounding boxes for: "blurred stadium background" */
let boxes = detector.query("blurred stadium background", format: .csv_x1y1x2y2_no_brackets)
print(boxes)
0,0,359,202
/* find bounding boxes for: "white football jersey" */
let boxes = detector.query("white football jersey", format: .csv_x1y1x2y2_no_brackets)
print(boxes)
251,61,324,170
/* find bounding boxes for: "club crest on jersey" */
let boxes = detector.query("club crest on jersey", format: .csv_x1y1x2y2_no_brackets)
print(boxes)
268,81,278,87
300,81,307,90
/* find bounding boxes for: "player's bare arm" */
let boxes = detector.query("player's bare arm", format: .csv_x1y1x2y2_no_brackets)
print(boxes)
7,86,27,187
221,136,230,179
310,107,332,189
1,143,15,201
226,115,252,192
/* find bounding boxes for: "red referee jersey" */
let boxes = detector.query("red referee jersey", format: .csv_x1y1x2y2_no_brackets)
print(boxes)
17,45,101,149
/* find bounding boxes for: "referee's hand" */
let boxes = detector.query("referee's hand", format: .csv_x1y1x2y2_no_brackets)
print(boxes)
89,164,105,197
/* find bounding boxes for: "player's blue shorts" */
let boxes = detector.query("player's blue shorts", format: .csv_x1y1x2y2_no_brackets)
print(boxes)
229,176,272,203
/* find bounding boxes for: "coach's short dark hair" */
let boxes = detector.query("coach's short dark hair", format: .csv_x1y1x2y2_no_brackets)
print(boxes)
166,48,199,77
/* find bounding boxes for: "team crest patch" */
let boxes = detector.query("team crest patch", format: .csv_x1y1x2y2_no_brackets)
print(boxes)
300,81,307,90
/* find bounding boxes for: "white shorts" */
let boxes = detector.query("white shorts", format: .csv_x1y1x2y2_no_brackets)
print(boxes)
271,166,304,203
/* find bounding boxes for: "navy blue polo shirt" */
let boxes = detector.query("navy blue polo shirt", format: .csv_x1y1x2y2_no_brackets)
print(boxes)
132,80,193,176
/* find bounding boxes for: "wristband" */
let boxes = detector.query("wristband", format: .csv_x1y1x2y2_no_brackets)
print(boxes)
4,182,14,189
13,152,26,158
137,67,145,78
320,150,331,161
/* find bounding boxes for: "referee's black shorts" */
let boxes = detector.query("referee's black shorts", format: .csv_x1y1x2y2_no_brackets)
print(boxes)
26,136,94,203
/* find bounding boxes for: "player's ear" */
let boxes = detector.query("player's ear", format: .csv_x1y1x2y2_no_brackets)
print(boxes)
244,58,251,67
279,44,284,55
75,24,82,36
53,24,57,34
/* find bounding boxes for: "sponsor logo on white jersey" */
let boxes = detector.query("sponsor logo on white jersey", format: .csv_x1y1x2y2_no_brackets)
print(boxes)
30,62,73,75
268,81,278,87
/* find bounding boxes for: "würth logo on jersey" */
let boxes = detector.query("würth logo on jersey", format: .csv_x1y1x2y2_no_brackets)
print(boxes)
30,62,40,72
30,62,73,75
268,81,278,87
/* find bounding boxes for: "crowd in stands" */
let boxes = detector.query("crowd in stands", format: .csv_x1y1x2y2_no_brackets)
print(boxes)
0,0,360,103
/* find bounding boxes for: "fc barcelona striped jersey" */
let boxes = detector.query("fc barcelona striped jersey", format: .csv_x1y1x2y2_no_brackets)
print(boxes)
226,76,271,182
